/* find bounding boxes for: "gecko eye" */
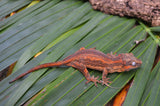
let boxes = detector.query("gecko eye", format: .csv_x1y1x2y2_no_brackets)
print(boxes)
132,62,136,66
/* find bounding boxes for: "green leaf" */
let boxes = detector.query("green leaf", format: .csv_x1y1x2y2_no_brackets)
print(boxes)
0,0,53,30
150,26,160,32
13,1,92,72
146,62,160,106
140,61,160,105
0,0,31,18
0,0,83,71
139,21,160,46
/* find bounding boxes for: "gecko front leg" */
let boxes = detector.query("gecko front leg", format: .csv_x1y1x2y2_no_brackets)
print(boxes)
67,61,100,87
100,68,113,88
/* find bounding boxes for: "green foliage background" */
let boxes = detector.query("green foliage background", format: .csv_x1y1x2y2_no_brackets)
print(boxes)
0,0,159,105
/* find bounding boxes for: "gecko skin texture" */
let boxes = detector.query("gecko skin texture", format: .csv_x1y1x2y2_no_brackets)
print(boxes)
9,47,142,87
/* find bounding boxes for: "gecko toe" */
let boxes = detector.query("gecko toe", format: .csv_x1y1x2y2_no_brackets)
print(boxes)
85,75,100,87
100,78,112,86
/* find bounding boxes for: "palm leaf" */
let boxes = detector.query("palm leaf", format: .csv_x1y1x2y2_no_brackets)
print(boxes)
140,61,160,105
0,0,159,105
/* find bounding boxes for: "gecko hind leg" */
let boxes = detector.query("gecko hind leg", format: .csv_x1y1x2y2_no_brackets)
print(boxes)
67,61,100,87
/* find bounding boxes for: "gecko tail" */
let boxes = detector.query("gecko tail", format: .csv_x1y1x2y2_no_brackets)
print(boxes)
9,61,69,84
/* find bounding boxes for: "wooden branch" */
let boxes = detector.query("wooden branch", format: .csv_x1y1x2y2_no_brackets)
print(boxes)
89,0,160,26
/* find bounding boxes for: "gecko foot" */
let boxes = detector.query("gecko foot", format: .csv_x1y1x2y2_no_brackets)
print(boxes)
85,75,100,87
100,78,120,89
100,78,112,87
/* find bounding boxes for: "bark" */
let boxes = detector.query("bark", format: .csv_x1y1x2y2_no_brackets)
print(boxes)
89,0,160,26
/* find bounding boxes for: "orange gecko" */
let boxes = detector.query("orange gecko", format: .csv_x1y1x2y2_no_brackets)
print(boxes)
10,47,142,87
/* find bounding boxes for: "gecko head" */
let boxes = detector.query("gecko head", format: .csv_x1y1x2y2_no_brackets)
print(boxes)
121,53,142,71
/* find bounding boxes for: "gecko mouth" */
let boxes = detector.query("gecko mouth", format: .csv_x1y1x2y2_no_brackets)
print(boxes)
128,66,141,71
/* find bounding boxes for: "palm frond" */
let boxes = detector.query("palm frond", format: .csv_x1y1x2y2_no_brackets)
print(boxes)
0,0,159,105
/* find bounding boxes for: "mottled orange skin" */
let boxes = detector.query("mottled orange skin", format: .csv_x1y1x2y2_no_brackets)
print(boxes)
9,47,142,87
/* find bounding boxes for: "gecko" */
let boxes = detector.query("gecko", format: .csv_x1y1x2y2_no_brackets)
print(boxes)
9,47,142,87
